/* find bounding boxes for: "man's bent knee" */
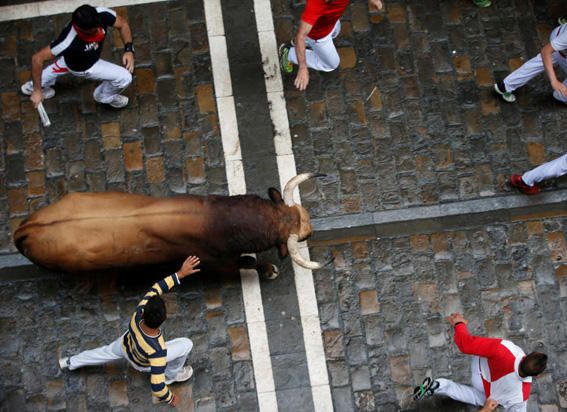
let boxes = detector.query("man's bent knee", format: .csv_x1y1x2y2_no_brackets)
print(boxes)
113,70,132,89
178,337,193,355
320,58,340,72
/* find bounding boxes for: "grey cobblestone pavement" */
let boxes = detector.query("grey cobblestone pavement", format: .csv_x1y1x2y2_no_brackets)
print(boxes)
272,0,567,219
310,216,567,411
1,0,567,411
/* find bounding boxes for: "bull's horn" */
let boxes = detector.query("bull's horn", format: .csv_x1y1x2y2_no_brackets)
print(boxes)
287,233,332,270
283,173,326,206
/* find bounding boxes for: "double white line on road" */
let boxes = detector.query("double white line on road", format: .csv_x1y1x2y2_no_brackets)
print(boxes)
252,0,333,410
204,1,278,411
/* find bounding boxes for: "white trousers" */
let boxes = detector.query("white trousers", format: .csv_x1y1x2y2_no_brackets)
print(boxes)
40,56,132,103
503,25,567,103
435,356,486,407
68,334,193,380
289,20,342,72
522,153,567,186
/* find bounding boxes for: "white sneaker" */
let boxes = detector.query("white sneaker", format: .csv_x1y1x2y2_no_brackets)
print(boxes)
94,93,129,109
21,81,55,99
58,357,70,370
165,366,193,385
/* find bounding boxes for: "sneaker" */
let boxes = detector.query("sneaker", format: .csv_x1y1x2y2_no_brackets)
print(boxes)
94,93,129,109
165,366,193,385
494,81,516,103
509,174,541,195
413,377,440,401
58,357,71,370
21,81,55,99
472,0,492,7
279,43,294,74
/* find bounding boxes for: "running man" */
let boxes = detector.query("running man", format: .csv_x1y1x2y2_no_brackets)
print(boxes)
59,256,201,407
22,4,135,109
279,0,383,91
494,22,567,104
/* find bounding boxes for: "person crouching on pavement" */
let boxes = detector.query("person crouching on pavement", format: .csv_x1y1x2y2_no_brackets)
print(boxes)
509,152,567,195
22,4,134,109
413,312,547,411
59,256,201,407
279,0,383,91
494,21,567,105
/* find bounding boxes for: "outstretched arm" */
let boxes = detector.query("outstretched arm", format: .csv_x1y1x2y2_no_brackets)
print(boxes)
294,20,313,91
137,256,201,309
30,46,54,107
448,313,502,358
113,15,135,73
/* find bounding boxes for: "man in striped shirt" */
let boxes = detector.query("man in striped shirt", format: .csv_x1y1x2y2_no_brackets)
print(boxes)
413,313,547,411
22,4,134,109
59,256,201,407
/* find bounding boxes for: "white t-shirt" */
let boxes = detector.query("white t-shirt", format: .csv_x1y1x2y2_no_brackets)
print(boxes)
550,24,567,53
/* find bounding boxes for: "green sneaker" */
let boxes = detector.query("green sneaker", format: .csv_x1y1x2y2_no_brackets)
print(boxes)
494,81,516,103
472,0,492,7
279,43,294,74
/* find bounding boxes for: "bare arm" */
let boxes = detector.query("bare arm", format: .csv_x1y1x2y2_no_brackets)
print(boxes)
113,15,135,73
294,20,313,91
542,42,567,97
30,46,54,107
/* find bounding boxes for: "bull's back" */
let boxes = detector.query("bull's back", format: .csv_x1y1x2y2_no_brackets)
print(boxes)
14,192,210,271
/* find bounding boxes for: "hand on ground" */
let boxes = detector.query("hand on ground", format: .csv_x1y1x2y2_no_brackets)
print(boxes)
369,0,384,11
294,67,309,91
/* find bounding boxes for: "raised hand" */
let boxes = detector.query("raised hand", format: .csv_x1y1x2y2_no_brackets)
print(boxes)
177,256,201,279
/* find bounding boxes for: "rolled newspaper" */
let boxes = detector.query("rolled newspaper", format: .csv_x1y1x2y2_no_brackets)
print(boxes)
37,102,51,127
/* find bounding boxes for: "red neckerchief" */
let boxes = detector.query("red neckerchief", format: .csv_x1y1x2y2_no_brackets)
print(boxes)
72,23,105,43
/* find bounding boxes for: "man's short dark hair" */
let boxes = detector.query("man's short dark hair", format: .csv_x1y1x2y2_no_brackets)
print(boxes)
72,5,101,30
143,295,167,328
520,352,547,376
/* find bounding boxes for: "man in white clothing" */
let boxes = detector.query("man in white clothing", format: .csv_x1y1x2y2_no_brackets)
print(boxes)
413,313,547,411
22,4,134,109
494,23,567,103
509,153,567,195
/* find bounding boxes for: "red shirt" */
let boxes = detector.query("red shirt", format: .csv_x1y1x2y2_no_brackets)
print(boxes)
301,0,349,40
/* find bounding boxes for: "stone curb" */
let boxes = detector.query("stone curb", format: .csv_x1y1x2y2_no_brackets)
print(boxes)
310,189,567,244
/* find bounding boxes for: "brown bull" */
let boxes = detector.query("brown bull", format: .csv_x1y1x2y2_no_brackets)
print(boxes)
14,174,326,274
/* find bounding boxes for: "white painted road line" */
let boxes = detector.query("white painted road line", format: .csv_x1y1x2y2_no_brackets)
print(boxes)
204,1,278,411
0,0,169,22
252,0,333,410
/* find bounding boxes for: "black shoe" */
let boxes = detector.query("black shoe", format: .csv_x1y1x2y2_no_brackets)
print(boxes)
413,377,439,401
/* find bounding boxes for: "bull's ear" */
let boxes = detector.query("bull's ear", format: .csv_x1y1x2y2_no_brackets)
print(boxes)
268,187,283,203
278,243,288,258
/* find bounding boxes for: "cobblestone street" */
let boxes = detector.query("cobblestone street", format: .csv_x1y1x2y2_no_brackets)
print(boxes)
0,0,566,411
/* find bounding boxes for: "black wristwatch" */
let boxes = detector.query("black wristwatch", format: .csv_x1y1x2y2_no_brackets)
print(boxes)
124,42,135,54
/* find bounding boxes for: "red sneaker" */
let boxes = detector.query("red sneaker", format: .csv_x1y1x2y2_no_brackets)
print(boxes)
509,174,541,195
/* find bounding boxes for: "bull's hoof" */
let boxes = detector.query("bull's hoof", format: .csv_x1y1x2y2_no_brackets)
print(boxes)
260,264,279,280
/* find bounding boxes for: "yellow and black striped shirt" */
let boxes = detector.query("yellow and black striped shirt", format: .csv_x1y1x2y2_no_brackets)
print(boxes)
122,274,180,404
